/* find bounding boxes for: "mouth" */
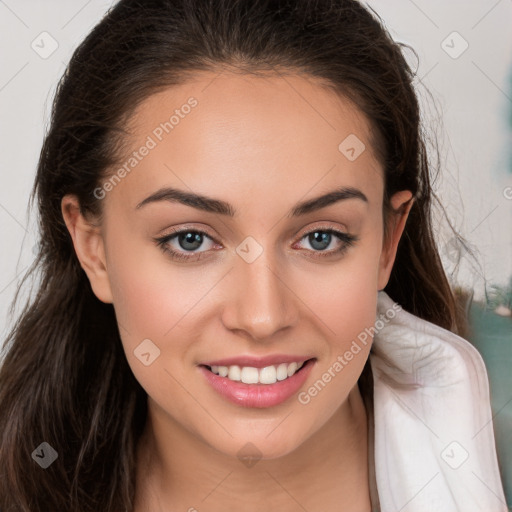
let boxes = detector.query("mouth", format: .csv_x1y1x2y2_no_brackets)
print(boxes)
198,358,317,408
200,358,315,385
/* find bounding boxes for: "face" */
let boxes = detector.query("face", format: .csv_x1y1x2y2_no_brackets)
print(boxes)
63,70,412,461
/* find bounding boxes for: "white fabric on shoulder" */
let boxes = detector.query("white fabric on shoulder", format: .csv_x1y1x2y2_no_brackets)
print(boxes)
370,291,508,512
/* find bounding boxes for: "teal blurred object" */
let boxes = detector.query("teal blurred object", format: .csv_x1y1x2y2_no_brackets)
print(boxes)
468,301,512,511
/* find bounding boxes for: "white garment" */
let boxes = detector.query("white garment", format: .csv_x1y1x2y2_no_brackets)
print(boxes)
370,291,508,512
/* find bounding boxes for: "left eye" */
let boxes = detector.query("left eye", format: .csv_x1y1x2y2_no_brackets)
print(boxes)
296,229,351,252
155,227,357,261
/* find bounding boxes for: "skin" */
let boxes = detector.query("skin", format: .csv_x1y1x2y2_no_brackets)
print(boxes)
62,70,413,511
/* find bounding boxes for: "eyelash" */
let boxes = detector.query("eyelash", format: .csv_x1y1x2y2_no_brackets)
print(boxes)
154,225,358,262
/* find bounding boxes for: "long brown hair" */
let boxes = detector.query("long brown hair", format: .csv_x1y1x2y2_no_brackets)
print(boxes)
0,0,468,510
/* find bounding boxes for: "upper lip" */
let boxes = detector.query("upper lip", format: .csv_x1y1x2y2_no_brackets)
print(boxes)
200,354,315,369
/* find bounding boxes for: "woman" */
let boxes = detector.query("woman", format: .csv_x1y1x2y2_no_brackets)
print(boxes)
0,0,507,511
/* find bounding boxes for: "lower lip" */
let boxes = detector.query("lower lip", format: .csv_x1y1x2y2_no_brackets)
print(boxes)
198,359,316,408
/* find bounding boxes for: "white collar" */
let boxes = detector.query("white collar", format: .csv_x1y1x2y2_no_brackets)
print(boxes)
370,291,508,511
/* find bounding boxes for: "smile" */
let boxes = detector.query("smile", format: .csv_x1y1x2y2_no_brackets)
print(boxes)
198,358,316,408
206,361,306,384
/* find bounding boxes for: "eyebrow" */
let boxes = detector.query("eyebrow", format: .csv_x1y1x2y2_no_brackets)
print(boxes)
135,185,368,217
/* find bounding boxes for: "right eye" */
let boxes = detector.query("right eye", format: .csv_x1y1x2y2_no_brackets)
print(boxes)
154,229,220,261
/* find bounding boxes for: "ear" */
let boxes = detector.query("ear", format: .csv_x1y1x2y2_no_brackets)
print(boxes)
377,190,414,291
61,195,113,304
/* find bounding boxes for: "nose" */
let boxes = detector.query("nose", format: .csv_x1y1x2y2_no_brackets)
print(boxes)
221,250,299,342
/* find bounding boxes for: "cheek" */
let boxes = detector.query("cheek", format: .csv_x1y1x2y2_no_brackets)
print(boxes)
310,240,381,342
320,276,376,376
301,279,376,420
304,236,380,397
104,231,201,356
105,241,209,408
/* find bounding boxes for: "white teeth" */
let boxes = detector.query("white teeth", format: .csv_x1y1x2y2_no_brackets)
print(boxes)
241,366,259,384
276,363,288,381
287,362,298,377
260,365,277,384
228,365,241,381
208,360,307,384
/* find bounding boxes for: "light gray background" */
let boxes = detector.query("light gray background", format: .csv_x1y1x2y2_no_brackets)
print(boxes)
1,0,512,343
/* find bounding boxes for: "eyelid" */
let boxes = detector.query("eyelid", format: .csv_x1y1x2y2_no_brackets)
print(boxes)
157,221,348,245
295,221,349,238
158,224,219,242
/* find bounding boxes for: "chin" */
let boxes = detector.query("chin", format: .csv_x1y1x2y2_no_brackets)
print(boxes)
209,430,303,463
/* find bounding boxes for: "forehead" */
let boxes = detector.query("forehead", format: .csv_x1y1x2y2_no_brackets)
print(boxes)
106,70,384,216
